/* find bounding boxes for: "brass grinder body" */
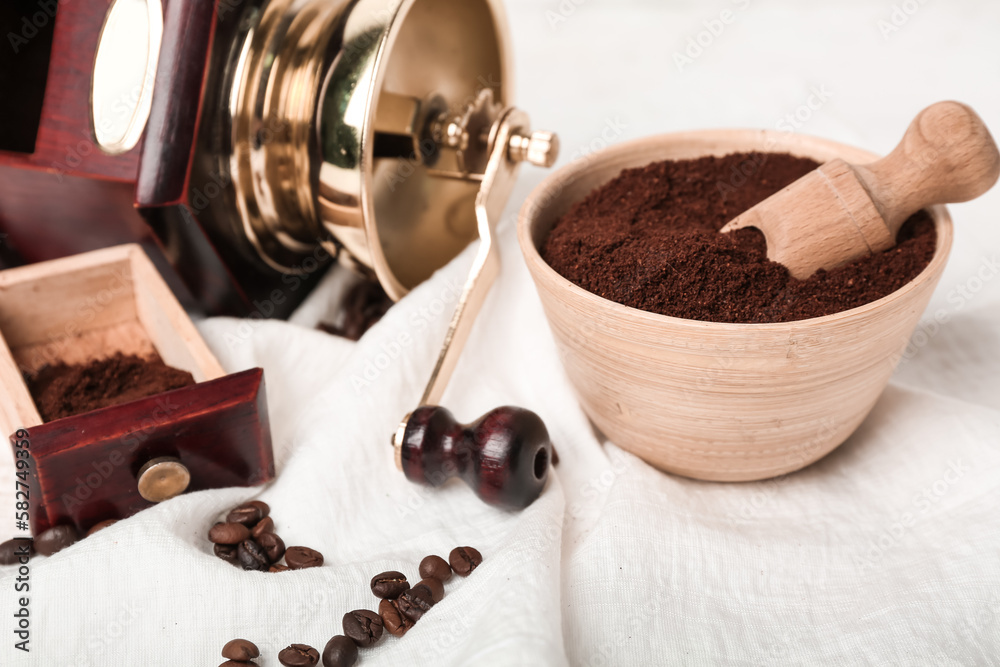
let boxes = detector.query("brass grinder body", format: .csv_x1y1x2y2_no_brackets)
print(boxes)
0,0,539,316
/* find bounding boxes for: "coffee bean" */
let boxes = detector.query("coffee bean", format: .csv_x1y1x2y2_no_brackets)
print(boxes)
418,555,452,582
416,577,444,603
448,546,482,576
378,599,412,637
284,546,323,570
410,583,437,607
35,525,79,556
250,516,274,539
269,564,290,573
86,519,118,536
227,503,264,526
278,643,319,666
370,570,409,599
214,543,240,566
209,522,251,545
237,539,270,571
322,635,357,667
248,500,270,517
342,609,383,647
397,588,432,623
222,638,259,661
0,538,32,565
257,532,285,562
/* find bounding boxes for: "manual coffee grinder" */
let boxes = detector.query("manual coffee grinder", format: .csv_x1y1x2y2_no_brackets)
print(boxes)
0,0,559,508
221,0,562,508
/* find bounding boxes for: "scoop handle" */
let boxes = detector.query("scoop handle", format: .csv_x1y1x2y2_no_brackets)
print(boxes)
854,101,1000,234
394,406,552,510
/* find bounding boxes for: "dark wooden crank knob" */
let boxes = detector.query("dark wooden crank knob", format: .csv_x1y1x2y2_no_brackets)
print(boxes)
393,406,553,509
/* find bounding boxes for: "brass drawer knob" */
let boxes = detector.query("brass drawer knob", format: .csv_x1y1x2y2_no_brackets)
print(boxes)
137,457,191,503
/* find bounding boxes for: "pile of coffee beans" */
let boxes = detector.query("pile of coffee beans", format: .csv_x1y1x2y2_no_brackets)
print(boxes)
0,519,122,565
208,501,324,573
374,548,480,640
220,546,483,667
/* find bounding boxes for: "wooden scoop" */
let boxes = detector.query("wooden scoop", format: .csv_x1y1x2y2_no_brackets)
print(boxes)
720,101,1000,279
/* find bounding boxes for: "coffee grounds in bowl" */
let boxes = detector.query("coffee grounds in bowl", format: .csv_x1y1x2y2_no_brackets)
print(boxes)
541,152,937,323
26,352,196,422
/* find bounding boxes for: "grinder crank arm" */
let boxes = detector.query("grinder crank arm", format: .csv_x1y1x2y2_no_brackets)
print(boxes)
392,109,556,510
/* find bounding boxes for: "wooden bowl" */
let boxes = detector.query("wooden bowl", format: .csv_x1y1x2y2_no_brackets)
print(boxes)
518,130,953,482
